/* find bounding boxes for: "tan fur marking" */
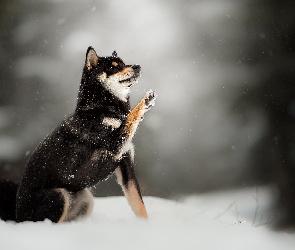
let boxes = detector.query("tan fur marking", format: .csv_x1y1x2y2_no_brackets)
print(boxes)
122,181,148,219
98,72,107,81
81,189,94,218
115,168,148,219
57,188,70,223
113,97,147,160
124,98,145,137
91,150,102,161
112,61,118,67
112,67,133,78
115,168,123,185
64,189,94,222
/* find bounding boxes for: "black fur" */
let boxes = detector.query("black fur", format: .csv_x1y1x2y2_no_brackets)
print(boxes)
0,47,156,222
0,180,18,221
119,151,143,200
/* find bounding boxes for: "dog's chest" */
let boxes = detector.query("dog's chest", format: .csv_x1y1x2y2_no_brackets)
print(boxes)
102,117,122,129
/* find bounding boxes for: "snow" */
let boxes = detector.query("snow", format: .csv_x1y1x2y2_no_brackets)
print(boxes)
1,188,294,250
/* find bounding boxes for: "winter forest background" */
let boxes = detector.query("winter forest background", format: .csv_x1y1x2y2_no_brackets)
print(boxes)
1,0,295,229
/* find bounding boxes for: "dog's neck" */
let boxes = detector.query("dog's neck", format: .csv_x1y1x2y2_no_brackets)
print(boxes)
76,75,130,115
97,72,131,102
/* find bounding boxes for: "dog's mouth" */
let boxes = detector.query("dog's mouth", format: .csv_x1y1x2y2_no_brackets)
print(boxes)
119,76,139,87
118,65,141,87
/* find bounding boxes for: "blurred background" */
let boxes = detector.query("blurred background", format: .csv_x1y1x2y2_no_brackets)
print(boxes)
0,0,295,228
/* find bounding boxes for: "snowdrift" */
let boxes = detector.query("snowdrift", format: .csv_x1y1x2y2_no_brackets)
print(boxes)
1,188,294,250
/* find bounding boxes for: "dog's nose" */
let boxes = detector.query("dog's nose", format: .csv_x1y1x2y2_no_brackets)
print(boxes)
132,64,141,73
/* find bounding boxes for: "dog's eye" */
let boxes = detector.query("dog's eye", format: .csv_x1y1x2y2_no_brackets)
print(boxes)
112,62,118,67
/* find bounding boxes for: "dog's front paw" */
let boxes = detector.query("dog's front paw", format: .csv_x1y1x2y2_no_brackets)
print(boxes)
144,90,157,111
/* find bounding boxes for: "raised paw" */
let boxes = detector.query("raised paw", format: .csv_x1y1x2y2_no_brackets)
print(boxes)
144,90,157,111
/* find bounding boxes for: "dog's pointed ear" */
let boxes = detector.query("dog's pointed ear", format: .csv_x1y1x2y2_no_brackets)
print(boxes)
112,51,117,57
85,46,99,70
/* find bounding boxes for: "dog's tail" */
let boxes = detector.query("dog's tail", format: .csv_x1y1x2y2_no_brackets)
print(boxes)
0,179,18,221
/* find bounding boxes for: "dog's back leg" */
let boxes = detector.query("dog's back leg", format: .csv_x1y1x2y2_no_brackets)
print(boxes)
16,188,70,223
115,146,148,219
17,188,94,223
64,188,94,222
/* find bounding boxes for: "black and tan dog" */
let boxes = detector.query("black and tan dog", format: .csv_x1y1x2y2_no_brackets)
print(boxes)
0,47,157,222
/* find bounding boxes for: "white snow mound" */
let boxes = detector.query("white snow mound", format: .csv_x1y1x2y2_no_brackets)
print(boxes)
1,193,294,250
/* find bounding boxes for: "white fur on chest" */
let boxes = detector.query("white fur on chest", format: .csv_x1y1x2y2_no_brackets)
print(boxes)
102,117,122,129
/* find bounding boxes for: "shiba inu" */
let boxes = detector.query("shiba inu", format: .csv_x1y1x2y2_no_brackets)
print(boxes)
0,47,157,222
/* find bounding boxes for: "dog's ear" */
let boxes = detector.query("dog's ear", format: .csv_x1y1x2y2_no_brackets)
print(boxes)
85,47,99,70
112,51,117,57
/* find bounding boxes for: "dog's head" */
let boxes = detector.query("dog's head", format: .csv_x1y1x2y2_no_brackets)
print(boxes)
84,47,141,102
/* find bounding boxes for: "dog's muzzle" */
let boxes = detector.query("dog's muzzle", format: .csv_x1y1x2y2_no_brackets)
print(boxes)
119,65,141,86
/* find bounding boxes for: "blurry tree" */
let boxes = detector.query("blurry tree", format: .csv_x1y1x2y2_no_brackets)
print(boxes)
244,1,295,228
0,0,24,181
0,0,67,181
167,0,295,229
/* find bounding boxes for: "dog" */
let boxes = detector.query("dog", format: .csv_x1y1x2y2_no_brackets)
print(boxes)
0,47,157,222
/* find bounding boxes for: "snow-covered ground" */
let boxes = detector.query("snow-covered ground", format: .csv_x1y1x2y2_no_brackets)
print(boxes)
1,187,294,250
